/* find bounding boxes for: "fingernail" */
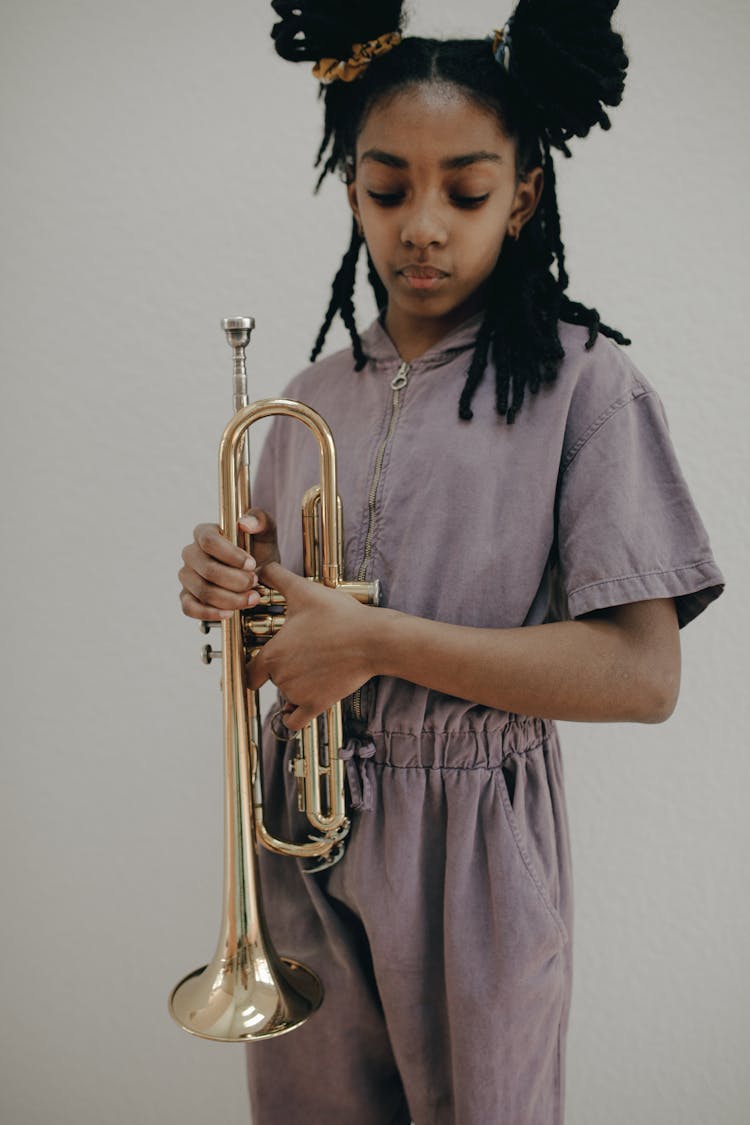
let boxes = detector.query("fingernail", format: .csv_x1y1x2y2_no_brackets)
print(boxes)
243,556,256,571
218,609,233,618
248,591,260,606
239,515,259,531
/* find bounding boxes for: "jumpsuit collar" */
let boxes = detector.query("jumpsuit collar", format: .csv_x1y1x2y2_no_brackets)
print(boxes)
360,309,485,371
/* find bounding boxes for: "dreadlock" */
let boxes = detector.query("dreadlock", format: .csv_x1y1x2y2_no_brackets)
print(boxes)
271,0,631,424
309,217,367,371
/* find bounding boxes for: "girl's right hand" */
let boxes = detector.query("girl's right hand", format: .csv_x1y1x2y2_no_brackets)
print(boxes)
178,508,280,621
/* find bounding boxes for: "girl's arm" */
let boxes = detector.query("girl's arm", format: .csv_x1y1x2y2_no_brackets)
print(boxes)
372,596,680,725
248,562,681,729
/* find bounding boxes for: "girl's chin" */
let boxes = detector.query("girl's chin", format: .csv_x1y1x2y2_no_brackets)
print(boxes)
383,302,483,343
386,288,478,323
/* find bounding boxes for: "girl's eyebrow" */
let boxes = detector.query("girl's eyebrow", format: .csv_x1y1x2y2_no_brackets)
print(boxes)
360,148,503,170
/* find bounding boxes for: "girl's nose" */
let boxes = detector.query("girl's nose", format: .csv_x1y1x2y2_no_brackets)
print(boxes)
400,202,448,249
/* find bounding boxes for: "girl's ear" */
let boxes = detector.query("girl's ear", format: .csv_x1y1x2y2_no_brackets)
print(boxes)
346,178,361,226
510,166,544,236
347,179,365,238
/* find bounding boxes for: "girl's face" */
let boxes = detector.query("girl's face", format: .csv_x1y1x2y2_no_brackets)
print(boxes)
347,83,543,358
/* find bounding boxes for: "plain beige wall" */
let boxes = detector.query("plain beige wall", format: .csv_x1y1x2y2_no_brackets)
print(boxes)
1,1,747,1122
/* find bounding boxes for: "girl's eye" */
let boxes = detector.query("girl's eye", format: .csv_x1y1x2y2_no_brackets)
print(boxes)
366,191,490,209
453,194,490,209
366,191,403,207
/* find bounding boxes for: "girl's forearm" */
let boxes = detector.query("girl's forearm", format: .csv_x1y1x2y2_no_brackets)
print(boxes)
366,607,669,724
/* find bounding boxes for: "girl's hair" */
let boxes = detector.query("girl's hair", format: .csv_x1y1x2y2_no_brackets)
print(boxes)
271,0,630,424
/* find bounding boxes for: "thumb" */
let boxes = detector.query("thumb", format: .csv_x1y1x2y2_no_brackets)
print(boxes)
238,507,280,568
245,645,269,692
259,560,307,598
239,507,277,543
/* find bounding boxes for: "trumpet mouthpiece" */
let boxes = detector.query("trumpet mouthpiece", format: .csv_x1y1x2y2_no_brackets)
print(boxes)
222,317,255,351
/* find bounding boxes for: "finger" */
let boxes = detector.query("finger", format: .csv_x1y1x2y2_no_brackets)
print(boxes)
183,542,257,594
282,704,315,732
246,649,270,692
238,508,277,542
259,560,306,595
180,565,262,613
180,589,233,621
192,523,254,568
239,508,281,569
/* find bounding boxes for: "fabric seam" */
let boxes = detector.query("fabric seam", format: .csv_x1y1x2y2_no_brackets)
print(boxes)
365,735,549,769
561,383,650,474
493,770,570,946
569,558,717,598
365,345,472,371
352,377,402,569
365,716,551,738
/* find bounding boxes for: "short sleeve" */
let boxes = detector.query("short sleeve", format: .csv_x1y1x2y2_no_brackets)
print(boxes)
556,387,725,629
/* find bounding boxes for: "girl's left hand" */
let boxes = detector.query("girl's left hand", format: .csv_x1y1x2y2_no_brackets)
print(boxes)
246,561,378,731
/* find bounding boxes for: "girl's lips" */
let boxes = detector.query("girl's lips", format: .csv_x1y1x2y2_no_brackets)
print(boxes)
399,266,450,291
400,266,449,278
403,275,447,290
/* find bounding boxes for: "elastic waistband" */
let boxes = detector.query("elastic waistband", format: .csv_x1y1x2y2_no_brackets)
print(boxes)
362,717,557,770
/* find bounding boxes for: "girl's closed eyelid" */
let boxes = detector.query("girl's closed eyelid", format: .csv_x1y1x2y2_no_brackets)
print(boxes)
453,193,491,209
366,190,402,206
366,190,491,209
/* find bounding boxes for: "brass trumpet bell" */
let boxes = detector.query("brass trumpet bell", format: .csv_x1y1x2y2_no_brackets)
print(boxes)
170,934,322,1042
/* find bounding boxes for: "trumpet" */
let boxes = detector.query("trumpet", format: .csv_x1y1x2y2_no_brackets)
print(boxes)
169,317,379,1042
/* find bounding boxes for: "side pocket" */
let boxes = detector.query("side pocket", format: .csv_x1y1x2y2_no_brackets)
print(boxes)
494,755,570,948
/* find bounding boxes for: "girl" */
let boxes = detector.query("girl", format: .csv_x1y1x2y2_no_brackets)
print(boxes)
178,2,725,1121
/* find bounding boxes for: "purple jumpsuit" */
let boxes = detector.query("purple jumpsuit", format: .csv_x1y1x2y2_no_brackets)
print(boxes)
244,312,725,1124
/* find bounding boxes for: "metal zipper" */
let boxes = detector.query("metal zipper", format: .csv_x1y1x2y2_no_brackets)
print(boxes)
351,361,411,722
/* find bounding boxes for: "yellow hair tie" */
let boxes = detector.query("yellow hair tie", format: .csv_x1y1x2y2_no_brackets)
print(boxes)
489,23,512,71
313,31,402,85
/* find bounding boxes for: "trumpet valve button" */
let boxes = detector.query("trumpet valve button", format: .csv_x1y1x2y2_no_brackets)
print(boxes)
256,585,286,609
244,614,286,639
201,644,222,665
199,620,222,634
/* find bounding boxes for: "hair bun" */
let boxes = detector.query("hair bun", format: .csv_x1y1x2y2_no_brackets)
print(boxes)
271,1,405,65
507,0,628,153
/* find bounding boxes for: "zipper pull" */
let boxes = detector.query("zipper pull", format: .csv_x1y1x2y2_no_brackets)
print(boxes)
391,361,410,390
